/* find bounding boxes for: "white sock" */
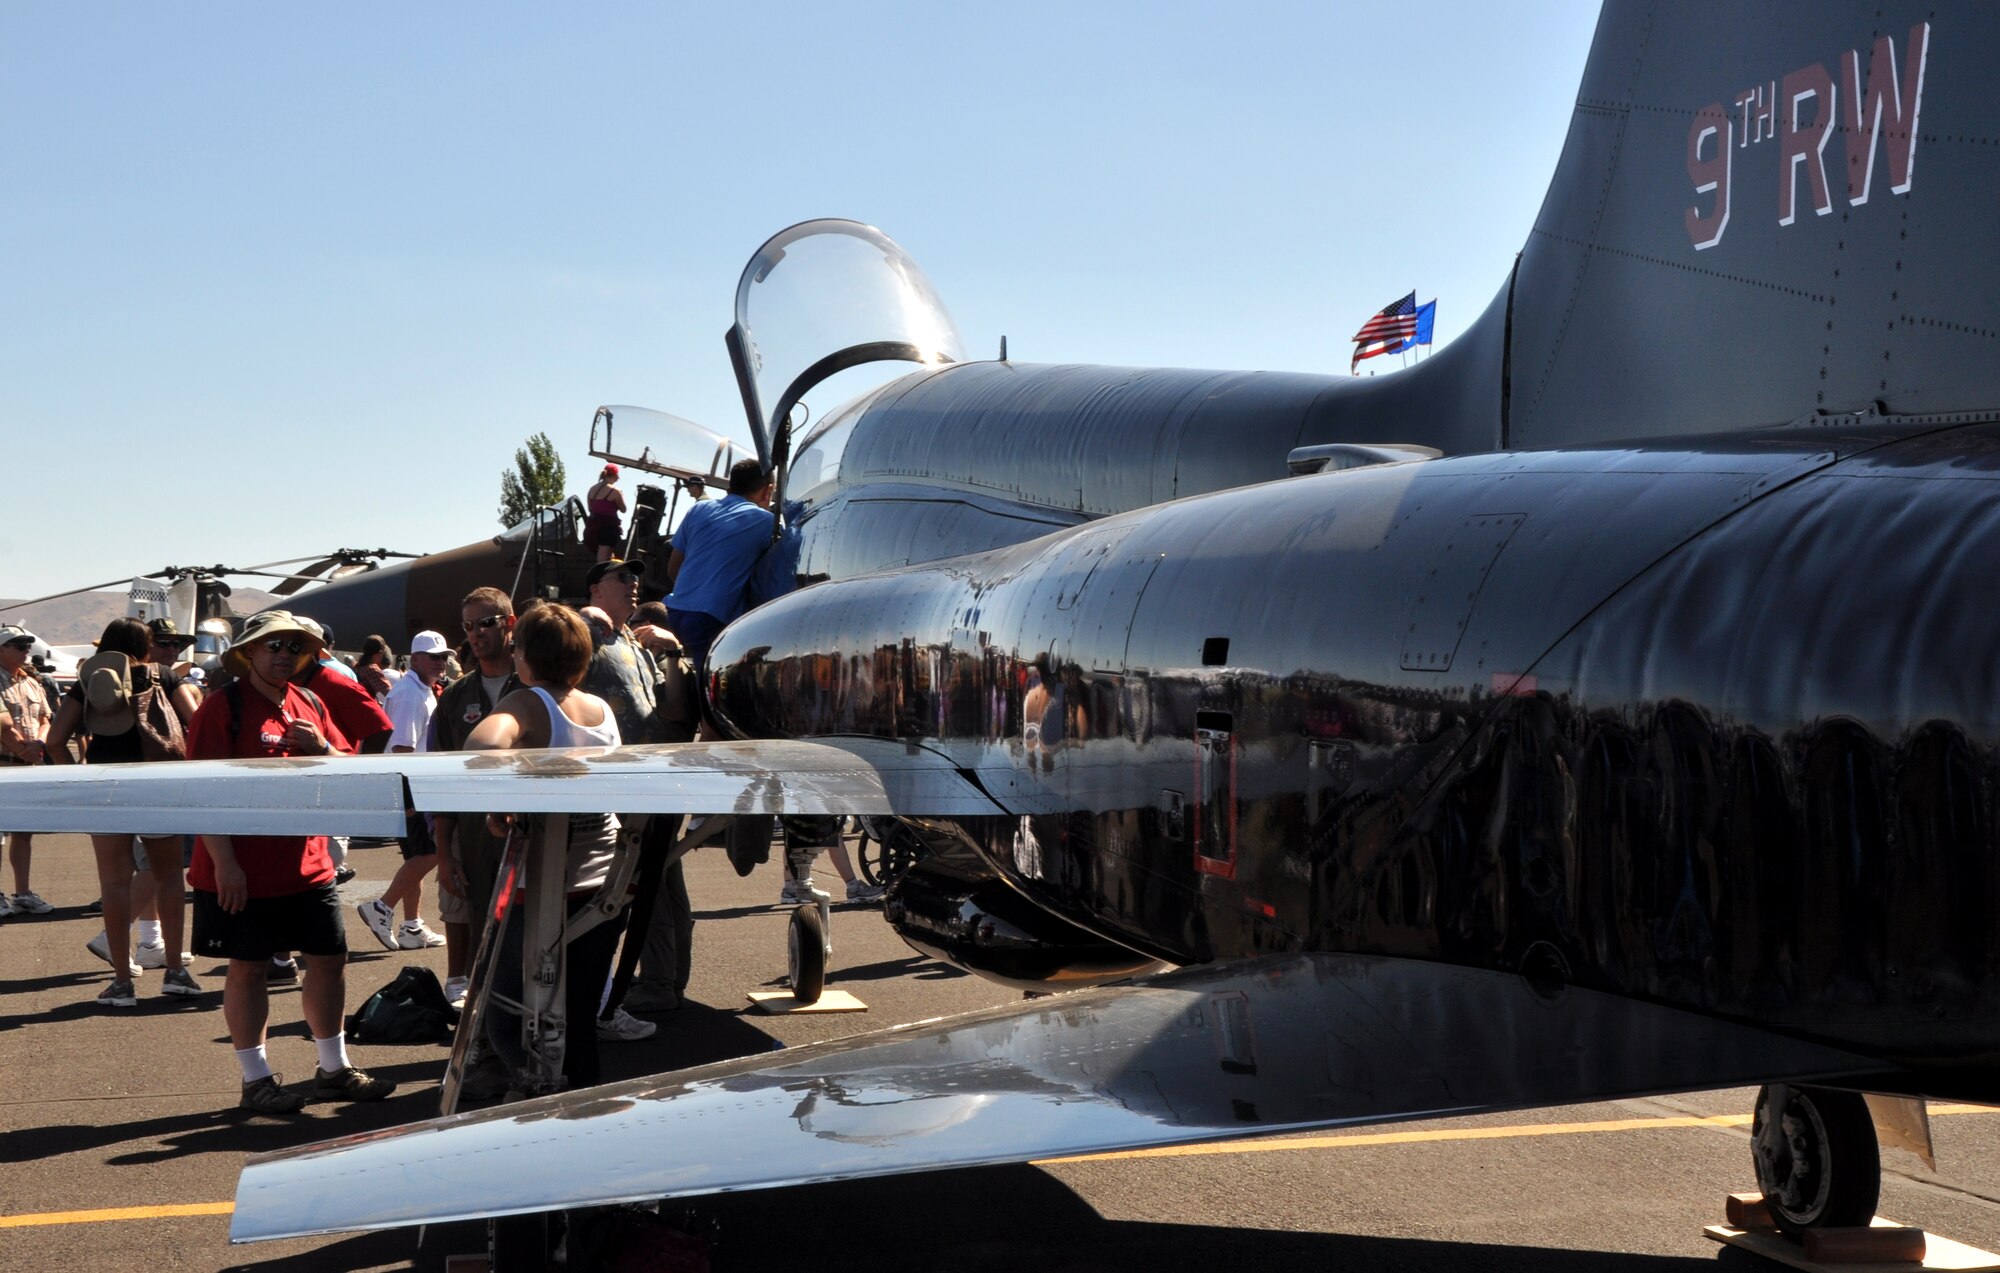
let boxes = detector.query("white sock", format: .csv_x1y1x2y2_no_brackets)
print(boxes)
236,1044,273,1083
137,920,162,945
401,919,424,931
314,1032,351,1073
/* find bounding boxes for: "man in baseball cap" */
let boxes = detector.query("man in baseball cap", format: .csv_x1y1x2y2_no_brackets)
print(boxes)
357,630,452,953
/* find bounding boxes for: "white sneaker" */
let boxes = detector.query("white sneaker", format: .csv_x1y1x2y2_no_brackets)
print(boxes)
356,899,397,950
845,879,885,904
444,976,468,1010
9,891,51,915
396,919,445,949
779,878,831,906
0,894,12,919
133,940,193,969
85,931,143,978
596,1007,657,1042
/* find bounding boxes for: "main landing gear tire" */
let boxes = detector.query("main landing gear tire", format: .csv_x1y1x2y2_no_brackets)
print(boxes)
1751,1083,1881,1235
788,904,826,1005
853,816,923,887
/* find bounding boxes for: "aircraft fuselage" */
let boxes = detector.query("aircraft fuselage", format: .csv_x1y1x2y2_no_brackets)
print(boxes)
715,419,2000,1081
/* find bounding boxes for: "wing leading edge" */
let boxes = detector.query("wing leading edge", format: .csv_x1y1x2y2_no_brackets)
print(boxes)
0,737,1004,835
230,952,1884,1242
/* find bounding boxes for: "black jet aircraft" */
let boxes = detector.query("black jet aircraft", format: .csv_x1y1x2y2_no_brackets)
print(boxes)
1,0,1995,1252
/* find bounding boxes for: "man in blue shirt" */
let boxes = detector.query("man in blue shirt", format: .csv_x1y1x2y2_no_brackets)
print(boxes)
664,459,785,681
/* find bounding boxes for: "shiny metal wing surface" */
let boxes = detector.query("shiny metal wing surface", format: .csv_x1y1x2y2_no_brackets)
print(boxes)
0,758,410,836
230,953,1882,1242
0,737,1001,836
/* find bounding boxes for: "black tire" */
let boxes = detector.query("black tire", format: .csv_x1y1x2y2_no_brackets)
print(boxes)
1751,1084,1881,1235
855,823,889,886
856,818,923,887
788,904,826,1005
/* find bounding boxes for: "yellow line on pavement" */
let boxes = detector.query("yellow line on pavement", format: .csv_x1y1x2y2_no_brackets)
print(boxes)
1039,1102,2000,1165
2,1105,1993,1228
0,1201,234,1229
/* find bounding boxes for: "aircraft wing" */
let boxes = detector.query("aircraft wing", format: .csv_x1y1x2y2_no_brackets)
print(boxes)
0,737,1004,836
229,952,1884,1242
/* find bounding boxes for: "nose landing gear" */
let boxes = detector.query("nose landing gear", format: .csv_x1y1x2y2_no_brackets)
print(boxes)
1750,1084,1881,1236
788,900,829,1005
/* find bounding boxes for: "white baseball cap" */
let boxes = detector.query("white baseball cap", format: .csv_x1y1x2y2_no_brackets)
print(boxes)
409,630,451,656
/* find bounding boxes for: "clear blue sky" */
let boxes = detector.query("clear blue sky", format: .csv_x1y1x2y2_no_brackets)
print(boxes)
0,2,1600,601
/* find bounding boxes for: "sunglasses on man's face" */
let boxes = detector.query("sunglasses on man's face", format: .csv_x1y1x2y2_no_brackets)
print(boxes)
462,614,507,632
2,642,31,652
261,638,306,656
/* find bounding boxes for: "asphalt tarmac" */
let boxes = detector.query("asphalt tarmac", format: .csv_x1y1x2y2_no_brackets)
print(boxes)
3,833,1999,1272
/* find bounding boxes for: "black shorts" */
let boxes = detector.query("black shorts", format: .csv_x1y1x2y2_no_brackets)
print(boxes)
192,882,348,961
399,810,436,861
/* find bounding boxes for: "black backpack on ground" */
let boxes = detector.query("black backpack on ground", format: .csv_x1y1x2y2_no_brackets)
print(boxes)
345,965,455,1044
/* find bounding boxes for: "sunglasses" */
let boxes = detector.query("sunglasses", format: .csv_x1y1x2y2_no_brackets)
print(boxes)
2,641,31,651
462,615,507,632
260,637,307,656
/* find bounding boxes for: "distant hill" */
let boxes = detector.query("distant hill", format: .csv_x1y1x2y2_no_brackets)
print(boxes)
0,587,283,646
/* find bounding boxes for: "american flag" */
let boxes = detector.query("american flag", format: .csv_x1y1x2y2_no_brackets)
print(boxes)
1351,291,1419,371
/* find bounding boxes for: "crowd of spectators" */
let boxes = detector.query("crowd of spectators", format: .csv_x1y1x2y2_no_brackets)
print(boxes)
0,459,856,1115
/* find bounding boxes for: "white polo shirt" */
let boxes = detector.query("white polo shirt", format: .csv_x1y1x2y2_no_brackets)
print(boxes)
383,668,437,753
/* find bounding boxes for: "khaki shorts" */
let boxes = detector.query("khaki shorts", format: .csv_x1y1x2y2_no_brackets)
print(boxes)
437,878,471,924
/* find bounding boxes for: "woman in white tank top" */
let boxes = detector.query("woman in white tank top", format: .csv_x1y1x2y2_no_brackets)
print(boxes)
438,603,628,1090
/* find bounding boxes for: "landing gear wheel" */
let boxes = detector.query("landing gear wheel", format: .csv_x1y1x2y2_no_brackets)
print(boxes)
855,817,922,887
788,904,826,1005
1751,1084,1881,1235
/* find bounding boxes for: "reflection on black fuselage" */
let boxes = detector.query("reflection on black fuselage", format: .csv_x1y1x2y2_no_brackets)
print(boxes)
715,424,2000,1073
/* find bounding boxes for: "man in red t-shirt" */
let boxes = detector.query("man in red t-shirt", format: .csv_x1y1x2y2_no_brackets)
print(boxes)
186,611,396,1116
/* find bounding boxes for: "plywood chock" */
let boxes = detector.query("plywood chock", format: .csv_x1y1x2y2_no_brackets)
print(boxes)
1728,1192,1778,1231
1707,1212,2000,1272
747,989,868,1015
1803,1224,1927,1265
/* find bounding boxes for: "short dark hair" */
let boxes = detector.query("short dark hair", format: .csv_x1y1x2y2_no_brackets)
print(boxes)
632,601,670,628
98,618,152,660
358,634,392,667
462,586,513,617
513,604,592,688
727,458,772,497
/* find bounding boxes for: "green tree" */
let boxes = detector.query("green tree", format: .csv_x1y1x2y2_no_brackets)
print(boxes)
498,432,568,527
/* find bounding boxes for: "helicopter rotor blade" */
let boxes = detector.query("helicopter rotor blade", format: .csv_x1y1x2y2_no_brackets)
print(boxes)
269,556,349,597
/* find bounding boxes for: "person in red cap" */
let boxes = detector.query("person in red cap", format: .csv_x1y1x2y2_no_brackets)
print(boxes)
584,464,627,564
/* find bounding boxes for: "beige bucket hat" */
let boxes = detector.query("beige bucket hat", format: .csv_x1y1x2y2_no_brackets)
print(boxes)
223,610,327,680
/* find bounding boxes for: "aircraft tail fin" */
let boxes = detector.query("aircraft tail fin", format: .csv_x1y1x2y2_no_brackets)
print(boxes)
1324,2,1999,453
